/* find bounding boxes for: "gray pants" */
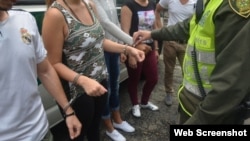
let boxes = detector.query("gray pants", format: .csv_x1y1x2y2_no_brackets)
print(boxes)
41,130,53,141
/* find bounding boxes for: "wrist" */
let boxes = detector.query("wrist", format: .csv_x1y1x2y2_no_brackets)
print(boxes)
63,102,74,113
75,74,87,86
123,44,128,55
73,73,81,85
63,111,75,118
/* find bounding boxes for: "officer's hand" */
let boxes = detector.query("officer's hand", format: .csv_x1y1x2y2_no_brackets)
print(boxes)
133,30,152,46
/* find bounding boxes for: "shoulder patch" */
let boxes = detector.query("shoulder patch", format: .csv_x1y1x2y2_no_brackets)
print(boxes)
229,0,250,18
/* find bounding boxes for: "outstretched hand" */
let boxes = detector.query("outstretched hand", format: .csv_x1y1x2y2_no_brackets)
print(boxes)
133,30,152,46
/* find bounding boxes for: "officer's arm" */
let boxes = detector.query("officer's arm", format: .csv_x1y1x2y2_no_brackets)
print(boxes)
151,17,191,41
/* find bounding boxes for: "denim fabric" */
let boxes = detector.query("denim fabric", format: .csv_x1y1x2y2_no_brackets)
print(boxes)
102,51,120,119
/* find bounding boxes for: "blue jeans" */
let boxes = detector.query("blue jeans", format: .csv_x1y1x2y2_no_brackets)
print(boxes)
102,51,120,119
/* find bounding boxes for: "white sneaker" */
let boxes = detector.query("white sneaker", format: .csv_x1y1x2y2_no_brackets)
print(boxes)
140,102,159,111
113,121,135,133
106,129,126,141
131,105,141,117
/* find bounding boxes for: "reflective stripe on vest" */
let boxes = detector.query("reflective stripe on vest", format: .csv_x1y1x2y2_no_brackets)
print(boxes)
183,78,212,97
186,46,215,65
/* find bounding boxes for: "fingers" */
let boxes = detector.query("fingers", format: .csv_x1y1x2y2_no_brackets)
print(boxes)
97,86,108,96
67,117,82,139
144,45,152,55
146,45,152,51
138,51,145,62
69,126,81,139
120,53,127,63
133,30,151,45
81,78,108,96
128,56,138,69
133,31,143,45
128,47,145,62
133,31,139,43
129,63,137,69
87,85,107,96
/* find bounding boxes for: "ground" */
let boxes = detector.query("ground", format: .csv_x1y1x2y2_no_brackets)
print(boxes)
100,55,182,141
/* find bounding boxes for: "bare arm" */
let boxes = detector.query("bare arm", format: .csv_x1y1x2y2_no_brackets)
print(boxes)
120,5,132,36
37,58,81,139
155,3,164,29
102,38,145,62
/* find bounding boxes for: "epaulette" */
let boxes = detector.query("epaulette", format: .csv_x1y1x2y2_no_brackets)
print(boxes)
229,0,250,18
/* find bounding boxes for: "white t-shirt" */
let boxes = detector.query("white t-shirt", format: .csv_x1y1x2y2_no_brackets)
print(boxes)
0,10,48,141
159,0,197,26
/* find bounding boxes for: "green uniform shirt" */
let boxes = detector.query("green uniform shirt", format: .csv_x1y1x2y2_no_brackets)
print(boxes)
151,0,250,124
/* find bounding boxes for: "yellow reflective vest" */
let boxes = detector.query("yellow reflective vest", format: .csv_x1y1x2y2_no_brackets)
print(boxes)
179,0,223,115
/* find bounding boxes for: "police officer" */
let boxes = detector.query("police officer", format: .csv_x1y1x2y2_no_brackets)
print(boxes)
133,0,250,124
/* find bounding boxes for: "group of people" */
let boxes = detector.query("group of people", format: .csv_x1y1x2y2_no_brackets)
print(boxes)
1,0,250,141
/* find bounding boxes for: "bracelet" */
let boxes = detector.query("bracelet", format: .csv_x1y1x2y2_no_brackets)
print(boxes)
123,44,128,55
155,47,159,51
63,111,75,118
73,73,81,85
